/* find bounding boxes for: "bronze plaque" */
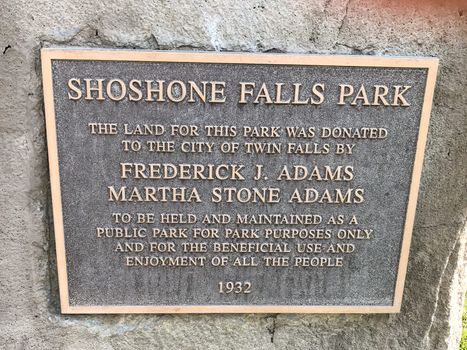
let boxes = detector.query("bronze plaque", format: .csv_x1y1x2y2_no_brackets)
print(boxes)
42,48,438,313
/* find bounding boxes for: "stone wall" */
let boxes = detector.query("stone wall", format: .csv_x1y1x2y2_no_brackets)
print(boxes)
0,0,466,349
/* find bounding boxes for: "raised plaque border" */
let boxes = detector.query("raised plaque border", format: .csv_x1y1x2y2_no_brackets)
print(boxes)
41,48,438,314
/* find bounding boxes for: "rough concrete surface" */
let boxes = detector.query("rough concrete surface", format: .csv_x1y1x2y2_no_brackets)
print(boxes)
0,0,466,349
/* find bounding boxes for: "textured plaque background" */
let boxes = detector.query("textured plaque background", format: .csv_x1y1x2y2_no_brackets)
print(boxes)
46,52,433,311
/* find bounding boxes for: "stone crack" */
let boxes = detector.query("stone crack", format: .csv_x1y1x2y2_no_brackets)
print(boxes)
266,315,277,343
423,220,466,348
336,0,351,41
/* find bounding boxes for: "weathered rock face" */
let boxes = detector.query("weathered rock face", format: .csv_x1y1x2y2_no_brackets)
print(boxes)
0,0,465,349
